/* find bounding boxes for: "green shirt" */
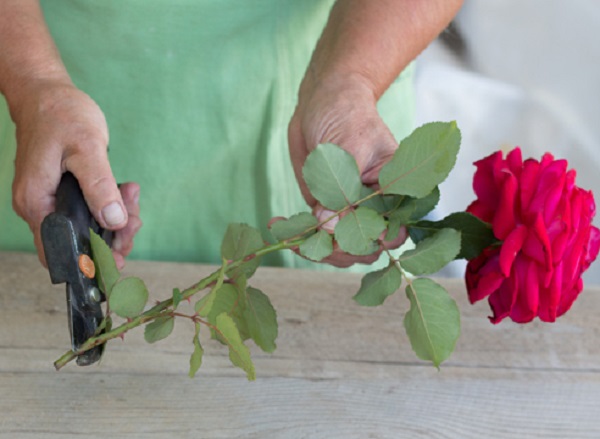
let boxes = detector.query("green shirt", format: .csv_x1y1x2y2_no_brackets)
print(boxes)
0,0,415,269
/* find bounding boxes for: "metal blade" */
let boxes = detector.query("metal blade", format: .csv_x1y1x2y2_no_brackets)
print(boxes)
66,282,105,366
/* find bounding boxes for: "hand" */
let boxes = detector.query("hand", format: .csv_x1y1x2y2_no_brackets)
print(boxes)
10,80,141,269
287,75,407,267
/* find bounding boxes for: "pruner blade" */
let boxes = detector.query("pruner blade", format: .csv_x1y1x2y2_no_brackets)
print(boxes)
41,172,112,366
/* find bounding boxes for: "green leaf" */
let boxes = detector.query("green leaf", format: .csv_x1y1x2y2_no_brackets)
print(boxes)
399,228,461,275
244,287,278,353
384,216,403,242
221,223,264,278
89,229,120,296
359,186,387,213
384,187,440,242
189,323,204,378
379,122,461,197
334,207,386,256
389,187,440,224
194,261,228,317
299,229,333,261
229,277,251,341
144,316,175,343
404,278,460,368
108,277,149,318
196,283,237,320
216,313,256,381
196,282,250,342
408,212,498,260
302,143,362,210
270,212,318,241
172,288,183,309
353,261,402,306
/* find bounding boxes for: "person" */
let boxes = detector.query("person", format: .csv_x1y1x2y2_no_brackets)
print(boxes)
0,0,463,271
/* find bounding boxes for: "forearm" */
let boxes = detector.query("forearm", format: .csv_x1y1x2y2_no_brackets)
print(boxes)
303,0,463,99
0,0,71,119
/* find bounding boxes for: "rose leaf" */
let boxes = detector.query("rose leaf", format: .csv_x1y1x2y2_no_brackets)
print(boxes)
334,207,387,256
404,278,460,368
302,143,362,211
379,121,461,198
353,261,402,306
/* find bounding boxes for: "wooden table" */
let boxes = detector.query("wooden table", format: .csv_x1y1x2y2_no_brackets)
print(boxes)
1,251,599,438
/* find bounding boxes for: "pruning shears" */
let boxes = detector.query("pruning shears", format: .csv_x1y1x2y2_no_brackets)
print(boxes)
41,172,112,366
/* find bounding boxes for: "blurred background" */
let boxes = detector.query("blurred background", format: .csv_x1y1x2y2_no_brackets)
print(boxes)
414,0,600,283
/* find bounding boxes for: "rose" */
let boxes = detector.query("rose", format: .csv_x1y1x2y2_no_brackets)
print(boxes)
465,147,600,323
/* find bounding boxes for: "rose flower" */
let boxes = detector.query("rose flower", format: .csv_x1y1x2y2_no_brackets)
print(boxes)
465,147,600,323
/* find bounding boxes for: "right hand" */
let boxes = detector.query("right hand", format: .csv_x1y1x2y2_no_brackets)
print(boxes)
10,80,141,269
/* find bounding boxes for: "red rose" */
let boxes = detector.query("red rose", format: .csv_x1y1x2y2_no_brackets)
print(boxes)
466,147,600,323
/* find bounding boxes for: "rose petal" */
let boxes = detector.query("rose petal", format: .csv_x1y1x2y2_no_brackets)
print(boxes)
506,147,523,178
467,200,494,224
492,171,518,240
466,249,505,303
538,262,562,322
520,159,541,214
586,225,600,268
488,275,518,324
557,278,584,318
509,257,539,323
499,224,528,277
472,151,504,212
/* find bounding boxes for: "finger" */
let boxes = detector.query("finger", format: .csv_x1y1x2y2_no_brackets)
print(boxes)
381,226,408,250
119,182,140,218
112,182,142,258
359,124,398,185
313,206,339,233
112,251,125,271
12,170,60,269
64,145,127,231
288,111,317,207
33,226,48,268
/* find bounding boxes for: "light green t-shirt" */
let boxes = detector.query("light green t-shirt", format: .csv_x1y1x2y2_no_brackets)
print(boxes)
0,0,415,269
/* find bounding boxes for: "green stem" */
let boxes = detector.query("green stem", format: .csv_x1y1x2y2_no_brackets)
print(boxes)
55,189,383,370
287,188,386,241
53,238,303,370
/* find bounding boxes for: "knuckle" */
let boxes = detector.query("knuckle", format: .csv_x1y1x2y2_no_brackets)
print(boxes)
67,134,107,155
129,216,143,232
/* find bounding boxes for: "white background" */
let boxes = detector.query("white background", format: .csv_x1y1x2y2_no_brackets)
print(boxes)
415,0,600,283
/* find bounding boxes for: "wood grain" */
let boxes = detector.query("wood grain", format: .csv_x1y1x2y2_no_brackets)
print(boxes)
1,251,599,438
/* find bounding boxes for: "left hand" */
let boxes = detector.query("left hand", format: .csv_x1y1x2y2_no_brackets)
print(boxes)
285,74,407,267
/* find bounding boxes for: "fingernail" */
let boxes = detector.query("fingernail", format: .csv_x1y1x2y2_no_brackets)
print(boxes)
102,202,126,227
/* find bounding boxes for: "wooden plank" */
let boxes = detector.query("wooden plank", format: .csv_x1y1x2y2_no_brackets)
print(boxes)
1,251,600,438
0,372,599,438
1,252,599,375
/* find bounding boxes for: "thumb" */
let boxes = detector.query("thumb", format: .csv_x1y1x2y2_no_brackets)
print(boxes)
359,124,399,186
65,148,127,230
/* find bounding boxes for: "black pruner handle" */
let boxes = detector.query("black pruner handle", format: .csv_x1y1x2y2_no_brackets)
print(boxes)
41,172,113,366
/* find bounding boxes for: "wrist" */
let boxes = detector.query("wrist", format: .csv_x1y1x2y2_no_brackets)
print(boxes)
5,74,74,126
297,70,378,109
